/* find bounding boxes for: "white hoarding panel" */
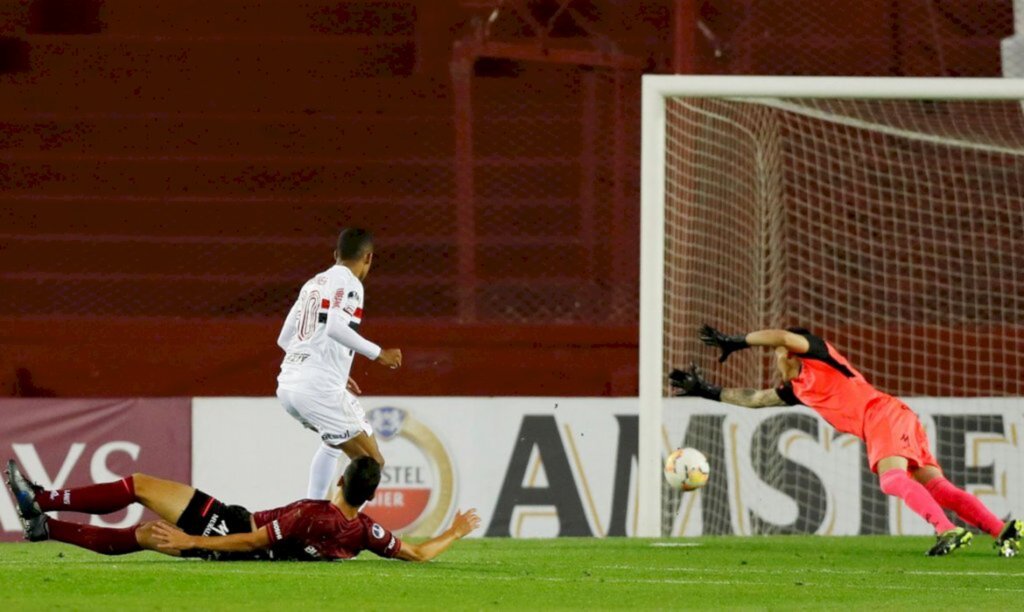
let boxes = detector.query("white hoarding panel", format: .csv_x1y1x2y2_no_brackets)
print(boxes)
193,397,1024,538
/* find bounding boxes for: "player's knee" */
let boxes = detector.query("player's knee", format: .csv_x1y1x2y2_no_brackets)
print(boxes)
133,520,158,548
878,469,910,496
912,465,943,485
878,479,897,496
370,447,385,467
359,448,384,468
131,473,152,495
354,447,384,467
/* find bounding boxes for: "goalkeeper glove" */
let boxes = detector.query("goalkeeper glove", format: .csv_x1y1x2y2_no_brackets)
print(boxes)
669,364,722,402
699,324,749,363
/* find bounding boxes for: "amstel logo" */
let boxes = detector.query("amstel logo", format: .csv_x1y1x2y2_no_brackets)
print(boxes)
362,406,454,537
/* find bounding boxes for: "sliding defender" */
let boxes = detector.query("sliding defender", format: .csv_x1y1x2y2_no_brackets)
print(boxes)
6,457,477,562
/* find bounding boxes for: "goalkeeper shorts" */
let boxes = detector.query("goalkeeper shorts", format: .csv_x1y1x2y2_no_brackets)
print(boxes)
864,399,938,473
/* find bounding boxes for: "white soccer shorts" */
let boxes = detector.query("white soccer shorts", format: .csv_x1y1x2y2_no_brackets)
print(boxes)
276,387,373,446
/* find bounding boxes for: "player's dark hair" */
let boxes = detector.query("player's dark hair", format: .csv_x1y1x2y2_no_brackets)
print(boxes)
341,456,381,506
786,326,812,336
336,228,374,261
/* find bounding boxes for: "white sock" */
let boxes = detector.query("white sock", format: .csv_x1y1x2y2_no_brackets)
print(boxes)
307,443,343,499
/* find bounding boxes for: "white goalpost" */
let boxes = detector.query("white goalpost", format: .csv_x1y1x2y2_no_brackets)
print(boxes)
638,76,1024,537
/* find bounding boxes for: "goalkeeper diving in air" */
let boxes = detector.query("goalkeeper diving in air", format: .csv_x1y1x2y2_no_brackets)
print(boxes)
672,324,1022,557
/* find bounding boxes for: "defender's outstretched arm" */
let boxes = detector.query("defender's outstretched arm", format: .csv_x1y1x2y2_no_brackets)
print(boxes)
396,509,480,562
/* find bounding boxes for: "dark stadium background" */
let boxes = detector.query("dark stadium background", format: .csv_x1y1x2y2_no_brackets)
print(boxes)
0,0,1014,398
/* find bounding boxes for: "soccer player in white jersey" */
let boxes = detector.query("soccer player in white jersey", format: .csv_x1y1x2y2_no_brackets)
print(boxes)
276,228,402,499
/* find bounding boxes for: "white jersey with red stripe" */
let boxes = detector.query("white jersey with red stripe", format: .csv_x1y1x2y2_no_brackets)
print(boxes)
277,265,368,397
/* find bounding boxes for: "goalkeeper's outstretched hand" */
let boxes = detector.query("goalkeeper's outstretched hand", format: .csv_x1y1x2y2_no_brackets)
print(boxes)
668,363,722,401
699,324,750,363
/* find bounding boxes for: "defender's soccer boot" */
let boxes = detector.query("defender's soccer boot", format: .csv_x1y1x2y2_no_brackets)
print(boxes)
926,527,973,556
994,519,1023,558
22,512,49,542
5,459,42,520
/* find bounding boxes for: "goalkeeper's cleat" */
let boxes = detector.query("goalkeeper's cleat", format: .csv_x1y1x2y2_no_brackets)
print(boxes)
5,459,43,520
994,519,1023,558
22,511,49,542
926,527,973,556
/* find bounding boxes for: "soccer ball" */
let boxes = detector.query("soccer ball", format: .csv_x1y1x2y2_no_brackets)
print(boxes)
664,447,710,491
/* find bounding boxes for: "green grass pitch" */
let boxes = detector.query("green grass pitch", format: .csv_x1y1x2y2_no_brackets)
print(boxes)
2,536,1022,610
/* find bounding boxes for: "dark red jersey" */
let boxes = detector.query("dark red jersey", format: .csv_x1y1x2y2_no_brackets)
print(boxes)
776,333,899,439
252,500,402,561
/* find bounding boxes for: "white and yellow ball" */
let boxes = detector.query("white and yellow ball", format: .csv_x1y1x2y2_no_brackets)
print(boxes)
664,447,710,492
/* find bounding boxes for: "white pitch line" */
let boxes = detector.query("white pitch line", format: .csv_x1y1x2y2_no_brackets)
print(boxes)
649,542,702,547
595,565,1024,579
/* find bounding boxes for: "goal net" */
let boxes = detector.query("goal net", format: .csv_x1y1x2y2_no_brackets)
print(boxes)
638,77,1024,537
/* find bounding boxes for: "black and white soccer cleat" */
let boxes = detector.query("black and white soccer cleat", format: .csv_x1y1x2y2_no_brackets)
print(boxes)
994,519,1023,558
926,527,973,556
22,512,49,542
5,459,43,520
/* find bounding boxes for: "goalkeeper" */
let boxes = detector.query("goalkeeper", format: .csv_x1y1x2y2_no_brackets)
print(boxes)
672,324,1022,557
